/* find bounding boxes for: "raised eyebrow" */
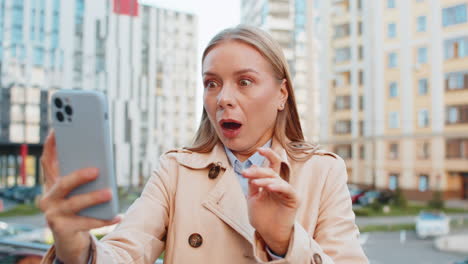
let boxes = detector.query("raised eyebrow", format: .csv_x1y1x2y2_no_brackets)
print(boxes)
202,71,218,78
234,68,259,76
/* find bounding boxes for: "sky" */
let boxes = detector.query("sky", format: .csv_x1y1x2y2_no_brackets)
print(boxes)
139,0,241,119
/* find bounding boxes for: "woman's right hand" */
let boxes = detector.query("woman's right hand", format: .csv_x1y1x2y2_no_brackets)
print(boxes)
39,131,121,264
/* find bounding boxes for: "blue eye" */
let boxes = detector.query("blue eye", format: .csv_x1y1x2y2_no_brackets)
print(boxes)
239,79,252,87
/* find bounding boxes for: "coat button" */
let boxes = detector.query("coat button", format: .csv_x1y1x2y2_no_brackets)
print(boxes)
188,233,203,248
313,253,322,264
208,165,220,179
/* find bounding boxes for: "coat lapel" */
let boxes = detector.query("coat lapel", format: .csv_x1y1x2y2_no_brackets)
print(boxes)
202,165,255,244
177,138,292,245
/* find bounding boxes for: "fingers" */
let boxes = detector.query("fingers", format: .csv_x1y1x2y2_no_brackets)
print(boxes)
249,178,299,208
48,168,99,200
258,147,282,173
62,189,112,215
242,166,277,179
73,215,121,232
47,214,121,235
41,130,60,190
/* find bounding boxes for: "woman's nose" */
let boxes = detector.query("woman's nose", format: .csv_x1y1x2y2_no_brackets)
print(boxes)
217,85,236,109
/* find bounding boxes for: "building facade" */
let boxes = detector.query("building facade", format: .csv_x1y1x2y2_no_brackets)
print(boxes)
318,0,468,200
241,0,321,142
0,0,198,187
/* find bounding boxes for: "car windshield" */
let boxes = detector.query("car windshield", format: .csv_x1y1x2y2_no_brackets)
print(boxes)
419,212,445,220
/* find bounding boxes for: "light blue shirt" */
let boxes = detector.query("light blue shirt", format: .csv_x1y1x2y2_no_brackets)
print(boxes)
223,139,284,259
224,140,272,195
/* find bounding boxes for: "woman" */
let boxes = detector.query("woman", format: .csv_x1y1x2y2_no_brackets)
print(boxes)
39,25,368,264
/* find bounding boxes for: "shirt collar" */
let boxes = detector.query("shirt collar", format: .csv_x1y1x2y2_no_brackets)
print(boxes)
224,139,272,173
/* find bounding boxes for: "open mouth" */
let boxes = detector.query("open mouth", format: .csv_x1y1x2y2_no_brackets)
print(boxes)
221,121,242,130
219,119,242,138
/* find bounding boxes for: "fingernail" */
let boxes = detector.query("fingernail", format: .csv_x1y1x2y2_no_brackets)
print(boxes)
102,189,112,199
89,168,99,178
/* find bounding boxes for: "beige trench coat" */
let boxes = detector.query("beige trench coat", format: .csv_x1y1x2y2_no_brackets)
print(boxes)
42,138,368,263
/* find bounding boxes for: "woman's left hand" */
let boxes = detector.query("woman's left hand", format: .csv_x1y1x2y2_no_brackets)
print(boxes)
242,147,300,256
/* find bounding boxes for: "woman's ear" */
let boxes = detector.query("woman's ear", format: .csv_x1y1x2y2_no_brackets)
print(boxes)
278,79,288,111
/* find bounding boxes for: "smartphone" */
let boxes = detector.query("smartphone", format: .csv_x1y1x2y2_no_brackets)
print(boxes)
50,90,118,220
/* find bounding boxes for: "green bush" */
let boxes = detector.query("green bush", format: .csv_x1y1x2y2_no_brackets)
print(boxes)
428,190,444,209
353,207,370,216
392,188,407,209
370,199,383,212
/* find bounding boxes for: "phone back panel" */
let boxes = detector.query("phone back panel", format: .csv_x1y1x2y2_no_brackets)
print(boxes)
51,90,118,220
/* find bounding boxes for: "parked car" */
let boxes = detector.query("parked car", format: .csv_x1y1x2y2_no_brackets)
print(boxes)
415,211,450,239
0,222,35,238
377,190,394,204
358,191,381,206
350,189,367,204
0,186,41,204
453,258,468,264
0,240,48,264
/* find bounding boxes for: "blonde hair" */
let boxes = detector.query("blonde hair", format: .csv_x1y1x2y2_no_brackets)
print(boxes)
186,25,318,161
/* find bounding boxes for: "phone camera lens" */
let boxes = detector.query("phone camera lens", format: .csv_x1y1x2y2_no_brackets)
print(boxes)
54,98,63,108
56,111,64,122
65,105,73,116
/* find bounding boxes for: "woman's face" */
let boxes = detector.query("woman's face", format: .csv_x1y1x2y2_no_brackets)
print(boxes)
202,40,288,159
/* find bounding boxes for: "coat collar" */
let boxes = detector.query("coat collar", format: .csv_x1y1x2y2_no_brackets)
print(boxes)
176,137,292,244
177,137,291,180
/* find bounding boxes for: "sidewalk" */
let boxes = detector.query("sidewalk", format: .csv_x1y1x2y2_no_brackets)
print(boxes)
435,233,468,254
356,213,468,227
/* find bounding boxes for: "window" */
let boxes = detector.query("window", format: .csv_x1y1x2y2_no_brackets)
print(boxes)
33,47,44,66
418,141,430,159
334,145,352,159
335,96,351,110
443,4,467,27
389,112,399,129
335,120,352,134
446,139,468,159
446,105,468,124
335,71,351,87
359,120,364,136
417,16,427,32
335,23,350,39
389,82,398,98
446,72,468,90
388,0,396,9
388,52,397,68
418,78,428,95
389,143,399,159
389,174,399,191
335,47,351,63
418,109,429,128
388,23,397,38
419,175,429,192
444,37,468,59
417,47,428,64
359,145,365,159
447,106,459,124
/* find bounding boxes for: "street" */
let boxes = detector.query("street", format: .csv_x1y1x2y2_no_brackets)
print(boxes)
0,212,467,263
362,229,468,264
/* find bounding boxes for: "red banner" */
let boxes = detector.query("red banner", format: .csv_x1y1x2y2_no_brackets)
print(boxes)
113,0,139,16
20,144,28,185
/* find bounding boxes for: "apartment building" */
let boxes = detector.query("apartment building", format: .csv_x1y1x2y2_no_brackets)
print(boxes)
318,0,468,200
0,0,198,187
241,0,320,141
